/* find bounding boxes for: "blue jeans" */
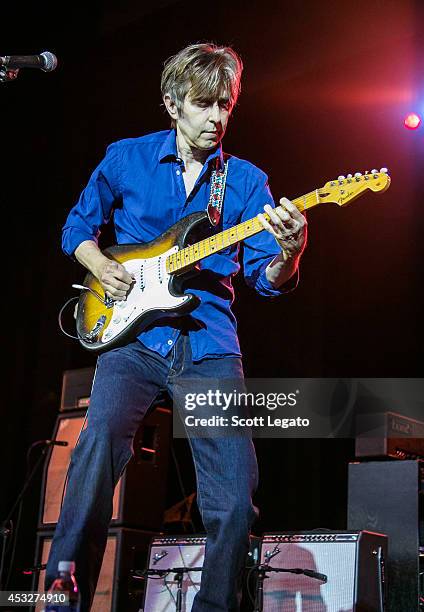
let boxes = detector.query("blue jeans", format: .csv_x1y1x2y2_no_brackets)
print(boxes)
45,334,259,611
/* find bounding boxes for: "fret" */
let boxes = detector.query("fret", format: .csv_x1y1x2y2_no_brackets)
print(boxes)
170,216,260,271
237,224,246,239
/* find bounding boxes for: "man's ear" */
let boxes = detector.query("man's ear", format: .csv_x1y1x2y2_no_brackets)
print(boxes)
163,94,179,120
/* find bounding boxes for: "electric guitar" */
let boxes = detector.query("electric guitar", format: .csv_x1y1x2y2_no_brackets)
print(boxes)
74,169,391,353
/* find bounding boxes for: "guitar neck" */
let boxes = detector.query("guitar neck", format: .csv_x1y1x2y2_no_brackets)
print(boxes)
166,189,321,273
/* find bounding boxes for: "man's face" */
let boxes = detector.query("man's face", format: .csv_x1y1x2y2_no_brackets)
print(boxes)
175,92,232,150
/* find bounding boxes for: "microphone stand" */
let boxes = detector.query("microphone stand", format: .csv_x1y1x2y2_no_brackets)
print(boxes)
0,442,54,589
253,565,328,612
135,566,203,612
175,569,183,612
253,565,267,612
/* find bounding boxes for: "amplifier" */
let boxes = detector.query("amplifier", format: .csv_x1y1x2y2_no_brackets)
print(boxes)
141,534,261,612
39,406,172,530
60,366,172,413
259,531,387,611
355,411,424,459
33,527,154,612
348,459,422,611
60,366,96,411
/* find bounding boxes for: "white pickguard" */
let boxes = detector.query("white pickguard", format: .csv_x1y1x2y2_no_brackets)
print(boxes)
101,245,189,344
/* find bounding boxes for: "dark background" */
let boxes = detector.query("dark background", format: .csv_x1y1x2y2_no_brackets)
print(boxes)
2,0,423,594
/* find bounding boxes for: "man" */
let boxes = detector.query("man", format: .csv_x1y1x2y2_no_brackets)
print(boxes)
46,43,307,611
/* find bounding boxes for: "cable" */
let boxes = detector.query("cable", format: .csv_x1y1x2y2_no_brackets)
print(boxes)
0,519,13,589
0,443,50,589
57,296,80,340
177,544,200,594
4,439,64,588
246,564,258,607
163,573,177,605
4,513,21,589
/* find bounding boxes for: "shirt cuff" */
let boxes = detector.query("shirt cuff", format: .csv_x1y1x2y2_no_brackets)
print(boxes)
255,265,299,297
62,228,98,259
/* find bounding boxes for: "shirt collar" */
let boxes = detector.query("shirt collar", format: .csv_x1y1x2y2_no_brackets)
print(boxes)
158,129,225,171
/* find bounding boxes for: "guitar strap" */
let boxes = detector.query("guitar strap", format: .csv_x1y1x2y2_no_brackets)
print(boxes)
206,157,229,226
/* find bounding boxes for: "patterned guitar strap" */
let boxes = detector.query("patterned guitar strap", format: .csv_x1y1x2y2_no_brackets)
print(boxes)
206,157,229,226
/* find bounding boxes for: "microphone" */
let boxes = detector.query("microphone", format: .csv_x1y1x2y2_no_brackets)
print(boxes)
0,51,57,72
44,440,68,447
303,569,327,582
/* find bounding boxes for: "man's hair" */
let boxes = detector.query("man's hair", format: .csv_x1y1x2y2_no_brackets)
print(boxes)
161,43,243,123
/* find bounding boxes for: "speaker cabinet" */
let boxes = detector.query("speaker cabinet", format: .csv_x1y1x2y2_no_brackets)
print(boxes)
60,366,96,411
259,531,387,612
33,527,154,612
142,534,261,612
348,459,422,612
39,406,172,530
355,411,424,460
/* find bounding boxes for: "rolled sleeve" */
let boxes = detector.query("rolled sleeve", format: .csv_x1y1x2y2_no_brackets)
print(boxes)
62,142,121,257
255,263,299,296
242,166,299,297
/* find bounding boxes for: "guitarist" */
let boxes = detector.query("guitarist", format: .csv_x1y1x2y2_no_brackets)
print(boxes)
46,43,307,611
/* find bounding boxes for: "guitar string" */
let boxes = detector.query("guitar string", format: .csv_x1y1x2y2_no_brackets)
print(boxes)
80,175,388,331
101,189,321,280
168,178,383,272
86,180,374,295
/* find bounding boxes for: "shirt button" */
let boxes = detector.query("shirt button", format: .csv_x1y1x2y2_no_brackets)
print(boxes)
167,339,173,345
176,170,181,175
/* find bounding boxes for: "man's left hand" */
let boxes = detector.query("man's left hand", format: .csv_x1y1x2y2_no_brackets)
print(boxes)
258,197,307,261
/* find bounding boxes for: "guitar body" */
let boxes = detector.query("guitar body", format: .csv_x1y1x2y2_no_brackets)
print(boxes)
76,211,208,353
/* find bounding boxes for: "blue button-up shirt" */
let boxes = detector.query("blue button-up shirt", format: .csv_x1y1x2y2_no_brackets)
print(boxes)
63,129,296,360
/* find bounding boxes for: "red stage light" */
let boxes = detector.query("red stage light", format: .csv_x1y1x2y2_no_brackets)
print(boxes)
404,112,422,129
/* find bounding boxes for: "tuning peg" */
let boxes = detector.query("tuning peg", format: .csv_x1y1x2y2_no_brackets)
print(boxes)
380,167,388,174
347,173,353,178
371,169,378,174
354,172,362,181
337,175,345,183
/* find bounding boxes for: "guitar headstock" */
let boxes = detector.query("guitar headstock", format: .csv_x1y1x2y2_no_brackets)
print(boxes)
320,168,391,207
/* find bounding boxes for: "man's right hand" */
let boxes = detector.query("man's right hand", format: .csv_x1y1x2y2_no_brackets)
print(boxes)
74,240,134,301
97,259,134,301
